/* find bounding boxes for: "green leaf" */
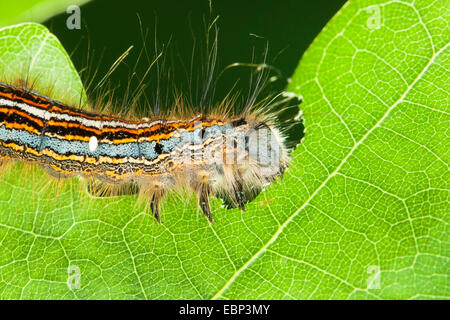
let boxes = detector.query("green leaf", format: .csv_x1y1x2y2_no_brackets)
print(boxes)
0,0,91,28
0,23,86,105
0,0,449,300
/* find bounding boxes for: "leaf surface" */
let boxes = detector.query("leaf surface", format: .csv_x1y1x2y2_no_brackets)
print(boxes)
0,0,448,299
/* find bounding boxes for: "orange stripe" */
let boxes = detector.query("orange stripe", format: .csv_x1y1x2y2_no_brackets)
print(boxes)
49,105,102,120
3,121,40,135
46,119,102,135
0,107,45,127
0,90,51,110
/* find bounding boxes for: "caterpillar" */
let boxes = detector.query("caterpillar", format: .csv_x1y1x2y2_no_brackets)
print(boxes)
0,22,303,224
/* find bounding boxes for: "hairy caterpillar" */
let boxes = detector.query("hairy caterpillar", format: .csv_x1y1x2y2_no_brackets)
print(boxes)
0,21,303,224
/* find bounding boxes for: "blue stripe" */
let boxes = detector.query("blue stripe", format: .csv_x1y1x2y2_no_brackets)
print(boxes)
0,123,229,160
97,142,140,158
139,141,157,160
0,125,41,149
41,135,91,156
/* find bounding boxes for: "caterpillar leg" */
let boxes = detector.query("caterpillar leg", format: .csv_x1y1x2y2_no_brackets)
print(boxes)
234,180,246,212
198,183,214,223
150,192,162,224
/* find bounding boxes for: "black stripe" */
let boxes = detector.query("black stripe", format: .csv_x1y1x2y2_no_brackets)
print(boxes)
0,106,44,132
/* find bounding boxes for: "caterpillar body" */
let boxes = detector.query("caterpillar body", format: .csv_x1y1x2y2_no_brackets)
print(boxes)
0,80,297,223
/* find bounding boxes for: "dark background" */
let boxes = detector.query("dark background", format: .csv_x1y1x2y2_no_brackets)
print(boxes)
43,0,346,142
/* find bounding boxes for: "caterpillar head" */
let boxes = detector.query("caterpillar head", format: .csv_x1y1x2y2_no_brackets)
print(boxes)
209,116,289,209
